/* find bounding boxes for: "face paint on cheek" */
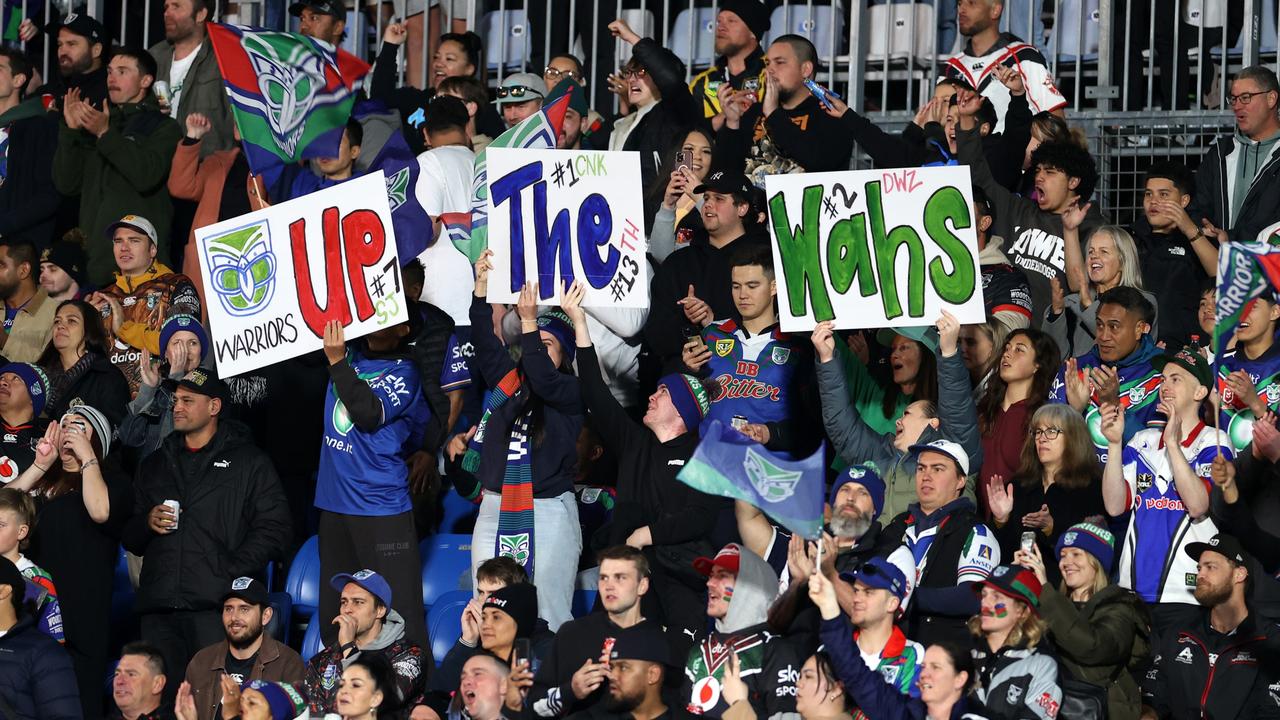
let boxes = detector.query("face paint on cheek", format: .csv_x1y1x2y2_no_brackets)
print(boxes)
723,586,734,602
981,603,1010,619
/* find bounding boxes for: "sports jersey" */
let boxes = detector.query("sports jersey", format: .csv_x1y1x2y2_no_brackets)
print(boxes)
1116,424,1229,605
16,554,63,643
1049,338,1164,462
684,626,800,717
1215,340,1280,451
901,510,1001,586
853,626,924,710
982,261,1034,323
0,419,43,483
441,332,472,392
316,351,429,516
942,33,1067,133
688,48,767,119
699,320,804,434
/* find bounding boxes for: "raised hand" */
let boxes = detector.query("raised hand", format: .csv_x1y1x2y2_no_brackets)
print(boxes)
474,249,494,297
679,284,712,326
559,279,588,325
1090,364,1120,407
1061,201,1092,233
985,474,1014,524
383,21,407,45
936,309,960,357
810,320,836,363
1064,357,1091,411
138,348,161,388
1100,402,1125,445
607,18,641,45
993,63,1025,96
185,112,212,140
516,282,540,324
808,571,840,619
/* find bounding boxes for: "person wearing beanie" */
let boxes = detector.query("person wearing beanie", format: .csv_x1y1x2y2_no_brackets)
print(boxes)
1014,523,1148,720
458,257,583,631
39,241,91,302
37,299,131,426
119,312,212,456
0,362,52,477
559,281,730,642
435,582,552,699
688,0,770,124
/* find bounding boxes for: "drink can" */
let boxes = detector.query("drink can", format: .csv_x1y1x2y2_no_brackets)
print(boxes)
164,499,180,530
601,636,616,666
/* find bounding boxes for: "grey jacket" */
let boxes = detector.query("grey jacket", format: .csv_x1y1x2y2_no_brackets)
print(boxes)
816,351,981,524
148,37,234,156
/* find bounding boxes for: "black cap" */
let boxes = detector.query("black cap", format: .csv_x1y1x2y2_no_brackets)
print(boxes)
40,241,88,287
608,623,671,666
221,576,270,606
289,0,347,17
0,556,25,618
176,368,230,403
1186,533,1249,565
693,170,754,202
45,12,106,44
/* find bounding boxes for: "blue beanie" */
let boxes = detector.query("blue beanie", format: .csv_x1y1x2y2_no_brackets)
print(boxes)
658,373,711,432
1056,522,1116,573
0,363,50,417
241,680,306,720
828,463,885,519
536,310,576,364
159,314,210,363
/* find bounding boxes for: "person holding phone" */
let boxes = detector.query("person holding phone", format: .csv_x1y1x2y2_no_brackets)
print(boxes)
437,583,550,700
648,129,715,265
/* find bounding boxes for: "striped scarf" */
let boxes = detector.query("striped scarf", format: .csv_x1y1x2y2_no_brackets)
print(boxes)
462,368,536,577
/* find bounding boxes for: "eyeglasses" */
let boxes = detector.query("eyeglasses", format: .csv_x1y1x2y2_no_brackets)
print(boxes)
1228,90,1273,106
620,67,647,79
544,66,581,81
1031,427,1063,440
496,85,539,99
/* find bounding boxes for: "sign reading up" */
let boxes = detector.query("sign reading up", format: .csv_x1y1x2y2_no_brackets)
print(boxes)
196,172,408,376
766,166,985,332
485,148,647,308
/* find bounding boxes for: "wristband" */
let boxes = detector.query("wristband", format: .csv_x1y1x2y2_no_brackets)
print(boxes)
81,458,100,470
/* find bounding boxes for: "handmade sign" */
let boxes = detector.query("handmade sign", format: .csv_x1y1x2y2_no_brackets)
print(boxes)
484,148,648,308
766,166,985,332
196,172,408,376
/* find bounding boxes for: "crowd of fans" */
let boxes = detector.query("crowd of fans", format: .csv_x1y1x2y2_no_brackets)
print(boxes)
1,0,1280,719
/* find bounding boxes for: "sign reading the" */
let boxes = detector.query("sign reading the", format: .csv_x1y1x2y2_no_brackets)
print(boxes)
485,148,648,308
766,166,985,331
196,172,408,376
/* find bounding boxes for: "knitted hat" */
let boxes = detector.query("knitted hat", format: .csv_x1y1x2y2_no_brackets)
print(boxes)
535,310,576,365
657,373,711,432
0,363,50,417
719,0,771,40
827,463,885,519
483,583,538,639
242,680,306,720
973,565,1043,615
63,405,111,458
544,77,589,116
159,314,210,363
1056,522,1116,573
40,241,88,287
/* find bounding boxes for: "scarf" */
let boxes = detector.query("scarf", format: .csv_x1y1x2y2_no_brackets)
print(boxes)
463,368,537,576
44,352,95,416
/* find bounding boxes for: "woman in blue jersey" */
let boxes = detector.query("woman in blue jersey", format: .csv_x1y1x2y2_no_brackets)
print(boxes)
458,250,583,630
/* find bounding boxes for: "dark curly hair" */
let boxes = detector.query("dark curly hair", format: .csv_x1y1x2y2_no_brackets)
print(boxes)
1030,139,1098,204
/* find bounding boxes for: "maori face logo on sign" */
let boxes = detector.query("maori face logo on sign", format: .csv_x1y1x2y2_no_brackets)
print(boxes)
206,222,278,317
242,32,326,156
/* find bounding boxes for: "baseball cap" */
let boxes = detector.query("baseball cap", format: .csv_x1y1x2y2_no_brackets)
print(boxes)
176,368,230,404
495,73,545,105
1154,344,1212,389
40,241,88,287
693,170,753,202
876,326,941,354
972,564,1043,615
106,215,158,246
908,439,971,476
289,0,347,17
608,623,671,666
838,557,907,601
221,576,270,607
1186,533,1248,565
693,543,742,576
330,569,393,607
45,12,106,44
544,77,588,116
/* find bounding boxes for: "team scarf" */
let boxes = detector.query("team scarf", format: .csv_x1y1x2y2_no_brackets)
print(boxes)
462,368,536,576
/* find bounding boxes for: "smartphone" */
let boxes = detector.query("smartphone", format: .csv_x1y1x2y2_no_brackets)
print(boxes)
743,76,761,94
1020,531,1036,554
675,149,692,172
512,638,531,669
804,79,842,110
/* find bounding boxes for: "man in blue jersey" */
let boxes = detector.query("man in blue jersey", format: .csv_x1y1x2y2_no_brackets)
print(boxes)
680,243,813,453
1101,345,1231,640
1217,295,1280,452
1050,286,1163,462
315,318,430,651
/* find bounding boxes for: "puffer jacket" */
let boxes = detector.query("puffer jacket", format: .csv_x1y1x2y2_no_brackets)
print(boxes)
1039,583,1147,720
0,614,81,720
122,419,292,612
971,641,1063,720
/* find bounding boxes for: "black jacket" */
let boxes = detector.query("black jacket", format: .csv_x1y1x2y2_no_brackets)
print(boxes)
1142,611,1280,719
1192,132,1280,244
42,351,132,426
531,615,667,717
716,94,854,175
122,420,292,612
0,614,81,720
0,105,60,247
408,299,456,455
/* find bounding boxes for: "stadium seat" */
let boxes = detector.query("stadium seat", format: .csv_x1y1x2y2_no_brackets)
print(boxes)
1047,0,1100,62
110,548,134,625
301,614,324,661
482,9,532,72
421,534,474,608
428,589,472,666
267,592,293,644
1000,0,1046,48
765,3,845,59
669,7,718,69
571,589,598,618
617,9,657,65
865,3,938,64
285,535,322,622
439,491,480,534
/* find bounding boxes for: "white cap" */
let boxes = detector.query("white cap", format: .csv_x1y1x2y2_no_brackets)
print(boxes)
106,214,158,245
909,439,970,476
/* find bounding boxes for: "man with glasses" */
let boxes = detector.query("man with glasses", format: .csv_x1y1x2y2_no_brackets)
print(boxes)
1191,65,1280,244
495,72,545,129
542,55,606,150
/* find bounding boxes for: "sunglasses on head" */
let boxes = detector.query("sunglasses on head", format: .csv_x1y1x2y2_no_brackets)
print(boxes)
496,85,538,99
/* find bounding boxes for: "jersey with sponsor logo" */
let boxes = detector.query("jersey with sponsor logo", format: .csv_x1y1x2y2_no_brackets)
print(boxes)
1049,344,1164,463
699,320,804,433
441,332,472,392
853,625,925,711
1117,425,1229,604
684,627,799,718
316,351,428,516
1215,343,1280,451
902,513,1001,585
942,33,1067,133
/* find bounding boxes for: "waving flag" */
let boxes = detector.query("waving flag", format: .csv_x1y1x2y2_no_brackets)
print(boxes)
353,101,432,262
207,23,370,180
451,92,572,263
1215,222,1280,361
677,421,826,539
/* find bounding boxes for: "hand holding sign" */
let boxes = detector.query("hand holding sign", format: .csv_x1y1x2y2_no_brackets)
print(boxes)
810,320,837,364
323,321,347,366
517,282,540,329
474,249,494,297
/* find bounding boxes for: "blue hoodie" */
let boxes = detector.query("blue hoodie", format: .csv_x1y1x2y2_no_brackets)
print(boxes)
1049,335,1163,463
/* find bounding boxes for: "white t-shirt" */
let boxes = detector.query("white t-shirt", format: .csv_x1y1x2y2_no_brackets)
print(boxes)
166,44,201,117
414,144,477,327
942,33,1067,133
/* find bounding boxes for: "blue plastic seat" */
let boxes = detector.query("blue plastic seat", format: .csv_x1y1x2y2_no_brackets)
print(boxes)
285,535,322,622
572,589,598,618
439,492,480,534
301,614,324,662
428,590,472,667
267,592,293,644
110,548,134,625
421,534,473,609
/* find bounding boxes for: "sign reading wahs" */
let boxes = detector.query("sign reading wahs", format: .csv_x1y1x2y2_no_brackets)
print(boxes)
195,172,408,376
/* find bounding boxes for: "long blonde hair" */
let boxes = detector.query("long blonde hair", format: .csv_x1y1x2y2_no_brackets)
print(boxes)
968,598,1049,649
